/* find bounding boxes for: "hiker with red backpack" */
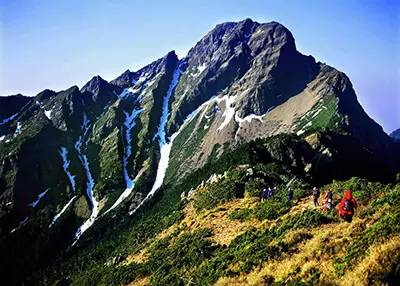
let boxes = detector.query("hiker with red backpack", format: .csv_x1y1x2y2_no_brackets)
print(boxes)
338,189,357,222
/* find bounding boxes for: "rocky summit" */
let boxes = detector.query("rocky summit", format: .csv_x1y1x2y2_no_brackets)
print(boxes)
0,19,399,285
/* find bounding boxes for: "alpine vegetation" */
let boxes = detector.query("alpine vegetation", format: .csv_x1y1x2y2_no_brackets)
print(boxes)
0,19,399,286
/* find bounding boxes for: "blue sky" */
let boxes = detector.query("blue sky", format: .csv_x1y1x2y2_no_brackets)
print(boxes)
1,0,399,132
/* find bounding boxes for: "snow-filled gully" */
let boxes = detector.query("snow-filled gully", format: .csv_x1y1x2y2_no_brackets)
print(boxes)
129,63,219,215
49,196,77,228
0,113,18,126
104,107,143,214
28,189,49,208
48,147,77,227
72,113,99,244
103,76,154,215
59,147,77,192
128,62,183,215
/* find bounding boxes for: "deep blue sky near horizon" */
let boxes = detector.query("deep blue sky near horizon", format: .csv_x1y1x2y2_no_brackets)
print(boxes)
0,0,399,132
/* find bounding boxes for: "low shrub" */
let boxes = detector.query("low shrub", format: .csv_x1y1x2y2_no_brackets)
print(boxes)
194,169,246,211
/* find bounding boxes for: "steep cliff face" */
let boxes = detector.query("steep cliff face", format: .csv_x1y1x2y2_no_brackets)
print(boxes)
163,19,398,182
0,19,398,284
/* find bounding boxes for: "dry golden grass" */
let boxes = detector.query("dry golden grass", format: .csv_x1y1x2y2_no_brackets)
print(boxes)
156,196,265,246
125,196,264,266
215,195,372,286
123,190,395,286
124,248,149,265
183,198,264,245
126,275,150,286
341,235,400,286
216,217,365,286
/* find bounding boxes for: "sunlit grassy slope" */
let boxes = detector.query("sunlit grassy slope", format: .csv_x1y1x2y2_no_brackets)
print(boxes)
119,176,400,286
39,135,399,286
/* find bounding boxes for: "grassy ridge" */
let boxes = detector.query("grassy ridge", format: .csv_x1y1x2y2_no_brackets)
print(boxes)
33,135,400,285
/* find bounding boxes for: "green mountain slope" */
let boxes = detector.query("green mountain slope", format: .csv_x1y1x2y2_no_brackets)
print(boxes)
31,134,400,286
0,19,399,285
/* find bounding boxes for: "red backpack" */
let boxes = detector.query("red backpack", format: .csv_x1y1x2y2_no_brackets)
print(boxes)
343,199,353,212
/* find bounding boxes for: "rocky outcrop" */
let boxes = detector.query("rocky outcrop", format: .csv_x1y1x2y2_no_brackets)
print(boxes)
164,19,399,180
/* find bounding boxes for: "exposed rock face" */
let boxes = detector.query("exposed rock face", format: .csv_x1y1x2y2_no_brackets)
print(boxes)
164,19,399,181
0,19,398,281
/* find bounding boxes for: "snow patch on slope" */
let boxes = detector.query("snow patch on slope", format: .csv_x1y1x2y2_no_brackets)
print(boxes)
118,72,156,100
10,217,29,234
104,108,143,214
137,73,148,83
49,196,77,228
130,93,220,216
72,114,99,244
129,62,184,215
129,109,198,215
0,113,18,126
59,147,76,192
122,109,143,189
44,109,52,120
14,122,22,136
297,130,305,136
191,63,207,77
155,62,183,145
29,189,49,208
234,112,264,141
73,154,98,242
235,113,264,124
217,95,237,131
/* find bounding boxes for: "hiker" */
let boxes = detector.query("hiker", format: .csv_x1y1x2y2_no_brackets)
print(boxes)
261,188,269,202
269,187,276,198
287,188,293,203
268,187,275,198
338,189,357,222
312,187,320,207
324,190,334,211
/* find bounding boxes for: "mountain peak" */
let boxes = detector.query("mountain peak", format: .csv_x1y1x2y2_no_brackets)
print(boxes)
186,19,295,64
165,50,178,59
81,75,110,94
35,89,57,101
111,51,179,88
159,50,179,68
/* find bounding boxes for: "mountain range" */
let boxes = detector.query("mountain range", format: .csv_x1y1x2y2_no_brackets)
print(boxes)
0,19,399,285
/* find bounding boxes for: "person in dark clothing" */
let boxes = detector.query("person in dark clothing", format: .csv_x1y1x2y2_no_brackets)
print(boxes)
261,188,269,202
312,187,320,207
287,188,293,203
324,190,334,211
268,187,275,198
